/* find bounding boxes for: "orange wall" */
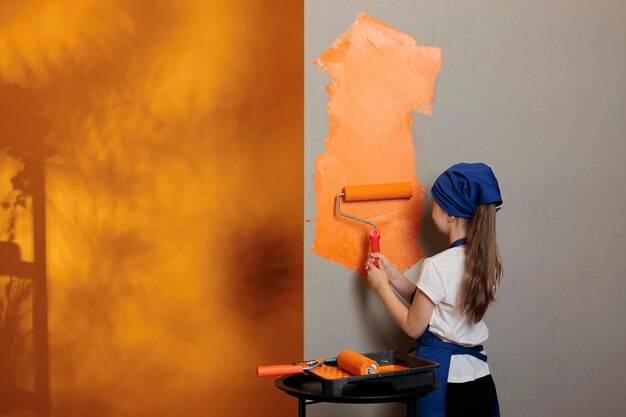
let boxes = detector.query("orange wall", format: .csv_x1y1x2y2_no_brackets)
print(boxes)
0,1,302,416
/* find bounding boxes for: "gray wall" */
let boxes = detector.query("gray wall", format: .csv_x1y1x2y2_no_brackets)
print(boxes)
305,1,626,416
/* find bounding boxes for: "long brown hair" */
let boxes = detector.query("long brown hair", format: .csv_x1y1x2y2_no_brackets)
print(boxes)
461,204,502,323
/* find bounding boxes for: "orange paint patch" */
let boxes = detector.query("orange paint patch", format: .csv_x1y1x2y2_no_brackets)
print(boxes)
311,364,352,380
312,13,441,277
377,364,409,373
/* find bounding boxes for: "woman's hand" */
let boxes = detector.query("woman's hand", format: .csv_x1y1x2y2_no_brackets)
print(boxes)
365,255,390,292
368,253,402,284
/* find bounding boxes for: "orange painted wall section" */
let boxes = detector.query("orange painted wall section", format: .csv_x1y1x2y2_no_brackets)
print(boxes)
312,13,441,277
0,2,302,417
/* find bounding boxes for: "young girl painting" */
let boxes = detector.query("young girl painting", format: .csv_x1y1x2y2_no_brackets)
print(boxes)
365,162,502,417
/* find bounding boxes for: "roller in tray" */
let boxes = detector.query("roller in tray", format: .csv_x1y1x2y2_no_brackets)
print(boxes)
305,350,439,396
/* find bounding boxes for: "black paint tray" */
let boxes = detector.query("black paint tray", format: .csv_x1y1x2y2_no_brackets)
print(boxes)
305,350,439,396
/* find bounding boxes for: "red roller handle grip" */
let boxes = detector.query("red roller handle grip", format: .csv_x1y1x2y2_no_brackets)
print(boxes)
370,229,381,267
256,364,305,377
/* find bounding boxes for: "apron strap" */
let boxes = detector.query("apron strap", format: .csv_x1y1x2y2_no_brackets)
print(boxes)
418,330,488,361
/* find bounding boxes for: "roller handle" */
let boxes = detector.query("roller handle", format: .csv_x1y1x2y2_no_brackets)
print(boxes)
370,229,381,267
256,364,306,377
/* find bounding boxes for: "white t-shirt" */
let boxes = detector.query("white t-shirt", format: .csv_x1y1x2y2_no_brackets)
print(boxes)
416,246,491,383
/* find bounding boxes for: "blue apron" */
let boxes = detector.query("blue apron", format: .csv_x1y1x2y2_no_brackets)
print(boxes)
413,238,500,417
416,330,499,417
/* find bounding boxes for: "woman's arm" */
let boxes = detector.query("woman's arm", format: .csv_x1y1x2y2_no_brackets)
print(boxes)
369,253,418,303
366,259,435,339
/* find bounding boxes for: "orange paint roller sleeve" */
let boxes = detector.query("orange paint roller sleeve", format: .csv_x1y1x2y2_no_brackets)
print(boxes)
336,350,380,375
343,183,413,202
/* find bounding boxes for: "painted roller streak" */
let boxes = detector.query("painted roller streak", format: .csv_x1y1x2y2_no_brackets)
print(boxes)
336,183,413,269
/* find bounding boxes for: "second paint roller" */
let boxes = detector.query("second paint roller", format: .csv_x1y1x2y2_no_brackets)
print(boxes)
336,183,413,267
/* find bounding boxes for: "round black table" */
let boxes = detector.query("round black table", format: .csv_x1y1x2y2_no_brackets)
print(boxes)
275,373,440,417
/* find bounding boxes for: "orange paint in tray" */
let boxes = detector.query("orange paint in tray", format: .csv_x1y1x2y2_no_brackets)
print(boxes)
311,364,410,380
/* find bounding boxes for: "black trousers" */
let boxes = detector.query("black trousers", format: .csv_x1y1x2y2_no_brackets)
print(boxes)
445,374,499,417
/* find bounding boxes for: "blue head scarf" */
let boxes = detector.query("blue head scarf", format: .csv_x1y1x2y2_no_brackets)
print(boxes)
431,162,502,218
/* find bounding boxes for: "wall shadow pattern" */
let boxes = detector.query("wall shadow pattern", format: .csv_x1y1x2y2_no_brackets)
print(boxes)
0,1,303,417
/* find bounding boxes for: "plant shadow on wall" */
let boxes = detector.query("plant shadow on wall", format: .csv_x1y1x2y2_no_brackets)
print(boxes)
0,2,304,416
0,83,52,415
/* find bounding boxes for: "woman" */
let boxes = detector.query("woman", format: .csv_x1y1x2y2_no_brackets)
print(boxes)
366,162,502,417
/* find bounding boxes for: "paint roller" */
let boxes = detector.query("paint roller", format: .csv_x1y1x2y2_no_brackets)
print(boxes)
256,349,379,377
336,183,413,267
